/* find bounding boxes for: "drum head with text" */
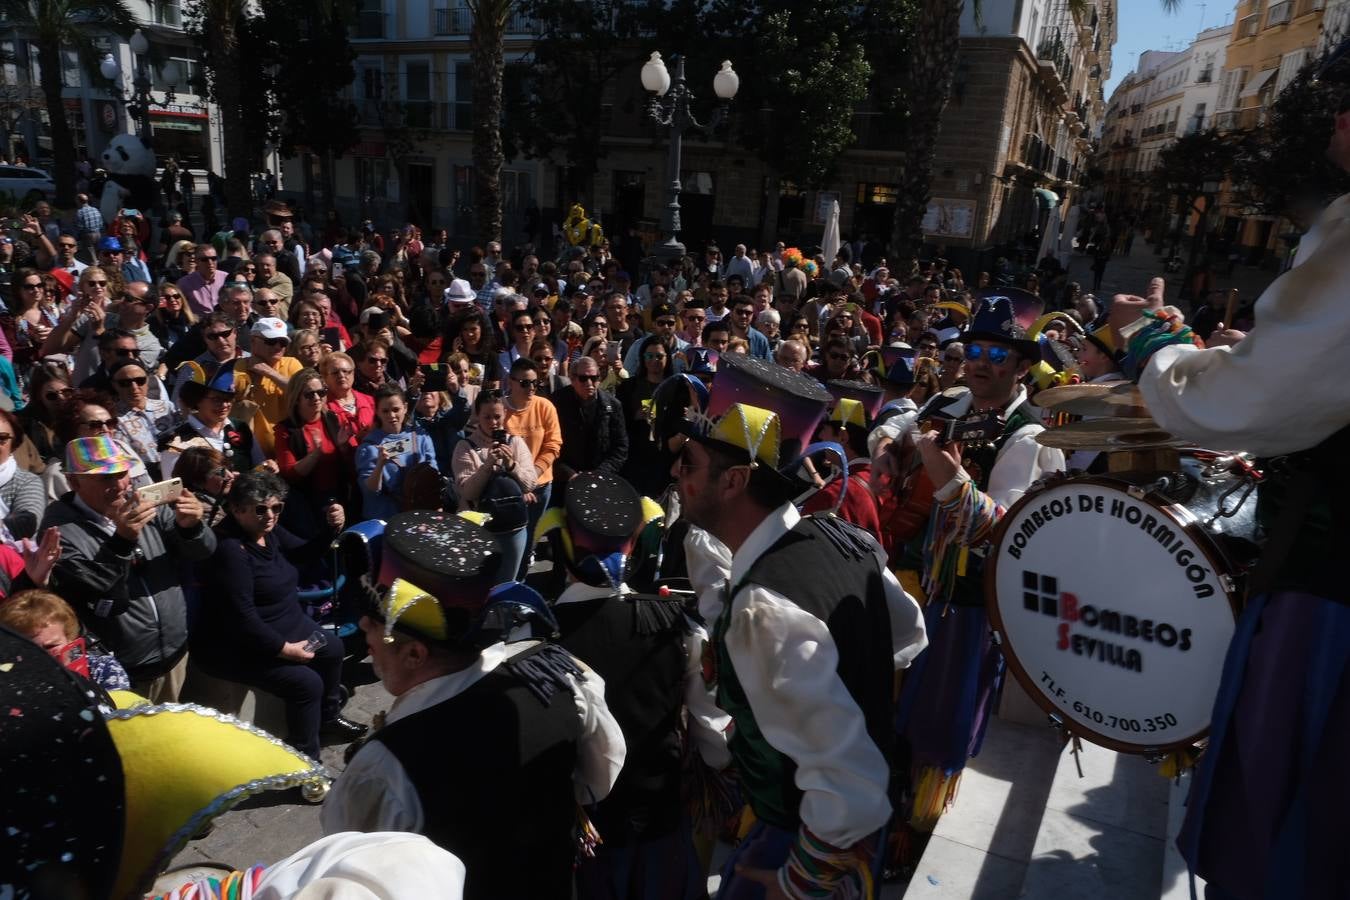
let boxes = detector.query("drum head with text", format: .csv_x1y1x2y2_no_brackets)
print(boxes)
987,478,1237,753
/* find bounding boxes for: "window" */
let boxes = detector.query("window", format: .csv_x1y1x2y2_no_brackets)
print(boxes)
454,62,472,130
501,170,531,211
154,1,182,27
1274,49,1308,93
61,49,80,88
360,64,384,100
404,60,430,101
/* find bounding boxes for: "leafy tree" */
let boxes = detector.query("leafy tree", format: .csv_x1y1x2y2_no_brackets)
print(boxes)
467,0,513,242
184,0,256,216
8,0,135,207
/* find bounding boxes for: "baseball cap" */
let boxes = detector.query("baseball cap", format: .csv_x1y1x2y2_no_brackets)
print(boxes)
250,317,289,341
443,279,475,305
97,236,123,253
65,435,138,476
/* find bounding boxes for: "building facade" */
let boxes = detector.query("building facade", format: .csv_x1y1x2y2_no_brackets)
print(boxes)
1,0,223,176
281,0,1115,263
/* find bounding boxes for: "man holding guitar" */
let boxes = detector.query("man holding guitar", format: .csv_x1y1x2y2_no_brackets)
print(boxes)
889,293,1065,858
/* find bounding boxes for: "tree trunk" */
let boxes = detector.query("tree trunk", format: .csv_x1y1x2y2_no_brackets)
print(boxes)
470,4,506,243
890,0,963,263
210,15,252,218
35,40,76,207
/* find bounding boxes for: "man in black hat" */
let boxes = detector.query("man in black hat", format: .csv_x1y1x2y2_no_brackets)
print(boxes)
323,511,625,900
1106,48,1350,898
677,399,926,898
541,473,728,900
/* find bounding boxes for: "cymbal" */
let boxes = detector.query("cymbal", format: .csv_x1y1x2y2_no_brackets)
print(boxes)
1036,418,1191,451
1034,381,1149,418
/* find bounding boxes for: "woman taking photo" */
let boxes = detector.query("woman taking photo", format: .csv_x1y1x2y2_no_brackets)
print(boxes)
173,445,236,528
452,391,537,584
273,368,354,540
412,377,471,473
355,384,437,520
581,336,625,391
321,352,374,438
191,471,365,760
448,307,499,386
616,335,675,499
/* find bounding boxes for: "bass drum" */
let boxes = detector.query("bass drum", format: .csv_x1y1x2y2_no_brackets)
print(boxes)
986,473,1241,754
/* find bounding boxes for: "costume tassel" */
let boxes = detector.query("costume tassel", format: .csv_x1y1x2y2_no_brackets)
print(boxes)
575,802,602,859
908,765,963,833
506,643,583,705
921,481,1002,605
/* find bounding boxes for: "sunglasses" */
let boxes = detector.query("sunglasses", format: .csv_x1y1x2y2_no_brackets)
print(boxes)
115,376,148,387
573,373,600,383
253,503,285,517
302,388,329,399
263,337,289,348
21,281,42,289
197,255,218,262
329,366,354,376
81,418,116,430
256,297,279,305
87,280,109,288
44,388,74,402
365,357,388,366
655,318,677,327
58,242,77,249
532,356,554,365
159,292,182,301
514,377,539,390
964,343,1011,365
112,348,139,358
205,330,233,341
514,323,535,332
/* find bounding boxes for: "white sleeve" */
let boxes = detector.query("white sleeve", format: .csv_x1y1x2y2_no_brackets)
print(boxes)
568,660,627,805
1139,222,1350,455
725,586,892,847
682,526,732,623
882,563,928,669
321,743,424,835
865,411,915,458
684,622,732,770
985,426,1064,511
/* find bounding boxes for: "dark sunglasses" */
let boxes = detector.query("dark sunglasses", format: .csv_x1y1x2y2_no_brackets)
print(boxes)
81,417,116,430
302,388,329,399
114,376,148,387
112,348,139,358
263,337,290,348
205,330,233,341
514,323,535,332
655,318,677,327
514,377,539,390
573,373,600,383
964,343,1011,365
21,281,42,289
253,503,285,517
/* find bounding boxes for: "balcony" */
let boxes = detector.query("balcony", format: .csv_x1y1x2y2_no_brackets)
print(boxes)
1215,107,1265,132
435,7,469,34
505,10,542,33
1238,14,1258,37
1266,1,1291,25
153,1,182,28
355,10,386,39
356,100,451,129
1035,29,1073,105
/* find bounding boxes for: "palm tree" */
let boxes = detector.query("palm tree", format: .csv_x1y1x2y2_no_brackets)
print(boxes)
9,0,135,207
194,0,253,217
467,0,511,243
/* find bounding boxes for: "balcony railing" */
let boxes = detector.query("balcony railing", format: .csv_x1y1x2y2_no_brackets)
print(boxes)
355,10,386,39
435,7,469,34
1215,107,1265,132
1266,1,1291,26
1239,14,1258,37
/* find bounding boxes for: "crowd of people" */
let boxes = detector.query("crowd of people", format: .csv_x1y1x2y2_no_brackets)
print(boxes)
2,131,1326,900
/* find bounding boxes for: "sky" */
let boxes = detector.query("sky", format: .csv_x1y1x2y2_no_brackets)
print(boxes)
1103,0,1232,98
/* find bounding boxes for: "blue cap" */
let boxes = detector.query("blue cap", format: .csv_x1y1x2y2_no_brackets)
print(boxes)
97,236,123,252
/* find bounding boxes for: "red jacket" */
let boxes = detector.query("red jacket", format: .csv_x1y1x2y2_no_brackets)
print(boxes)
801,461,881,544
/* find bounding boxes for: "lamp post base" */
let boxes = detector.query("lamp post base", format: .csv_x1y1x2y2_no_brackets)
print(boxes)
651,237,686,263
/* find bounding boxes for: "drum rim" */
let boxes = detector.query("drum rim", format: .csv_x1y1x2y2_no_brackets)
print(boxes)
985,473,1240,755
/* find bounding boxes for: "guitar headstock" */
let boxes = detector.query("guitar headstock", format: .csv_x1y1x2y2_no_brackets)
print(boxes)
935,411,1005,447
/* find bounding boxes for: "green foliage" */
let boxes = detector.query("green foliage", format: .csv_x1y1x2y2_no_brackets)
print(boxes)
1151,129,1239,201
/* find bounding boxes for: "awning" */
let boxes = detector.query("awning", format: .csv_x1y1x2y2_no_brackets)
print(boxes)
1034,187,1060,208
1239,68,1276,98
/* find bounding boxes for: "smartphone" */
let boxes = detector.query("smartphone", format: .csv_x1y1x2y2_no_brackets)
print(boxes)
420,363,449,393
136,477,183,507
381,435,411,455
492,428,508,445
605,340,621,363
366,311,388,331
320,326,342,348
55,636,90,678
332,262,345,279
121,208,140,219
302,630,328,653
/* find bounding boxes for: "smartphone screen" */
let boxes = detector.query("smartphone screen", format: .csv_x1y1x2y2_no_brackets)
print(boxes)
420,364,449,393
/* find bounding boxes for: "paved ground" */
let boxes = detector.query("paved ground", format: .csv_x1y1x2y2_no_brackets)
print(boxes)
1064,238,1279,315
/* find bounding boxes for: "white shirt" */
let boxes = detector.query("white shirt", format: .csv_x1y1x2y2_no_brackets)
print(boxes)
724,254,754,284
1141,192,1350,456
682,504,928,847
321,640,626,834
556,581,732,770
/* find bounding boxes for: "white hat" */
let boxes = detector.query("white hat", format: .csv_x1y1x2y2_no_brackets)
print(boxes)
251,316,289,341
443,279,475,305
359,306,389,325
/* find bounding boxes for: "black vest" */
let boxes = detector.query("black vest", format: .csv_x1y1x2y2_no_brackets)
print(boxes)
369,643,583,900
553,591,688,844
715,516,895,829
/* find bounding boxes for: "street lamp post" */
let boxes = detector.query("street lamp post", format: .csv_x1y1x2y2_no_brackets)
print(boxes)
99,29,178,144
640,53,739,262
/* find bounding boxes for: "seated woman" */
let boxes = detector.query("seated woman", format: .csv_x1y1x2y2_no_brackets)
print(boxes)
107,358,179,481
289,328,326,371
355,384,436,520
452,391,537,584
19,363,76,473
0,408,46,540
190,471,366,759
322,352,374,439
160,365,265,479
0,588,131,692
273,369,353,541
43,393,153,503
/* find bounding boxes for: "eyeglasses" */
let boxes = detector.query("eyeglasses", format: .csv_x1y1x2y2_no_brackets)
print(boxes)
253,503,285,517
532,356,554,365
81,418,115,431
58,242,77,249
112,348,139,358
573,373,600,383
655,318,677,327
205,330,233,341
159,292,182,301
964,343,1011,365
256,296,279,305
734,308,754,317
514,377,539,390
330,366,354,376
115,376,149,387
302,388,329,399
21,281,42,290
86,280,109,288
44,388,74,402
262,337,289,349
197,255,218,262
365,357,388,366
514,323,535,332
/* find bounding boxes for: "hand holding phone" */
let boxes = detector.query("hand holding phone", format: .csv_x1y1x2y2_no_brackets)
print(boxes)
137,477,183,507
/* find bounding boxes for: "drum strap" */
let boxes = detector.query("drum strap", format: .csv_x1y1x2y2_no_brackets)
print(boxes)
1246,466,1317,600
